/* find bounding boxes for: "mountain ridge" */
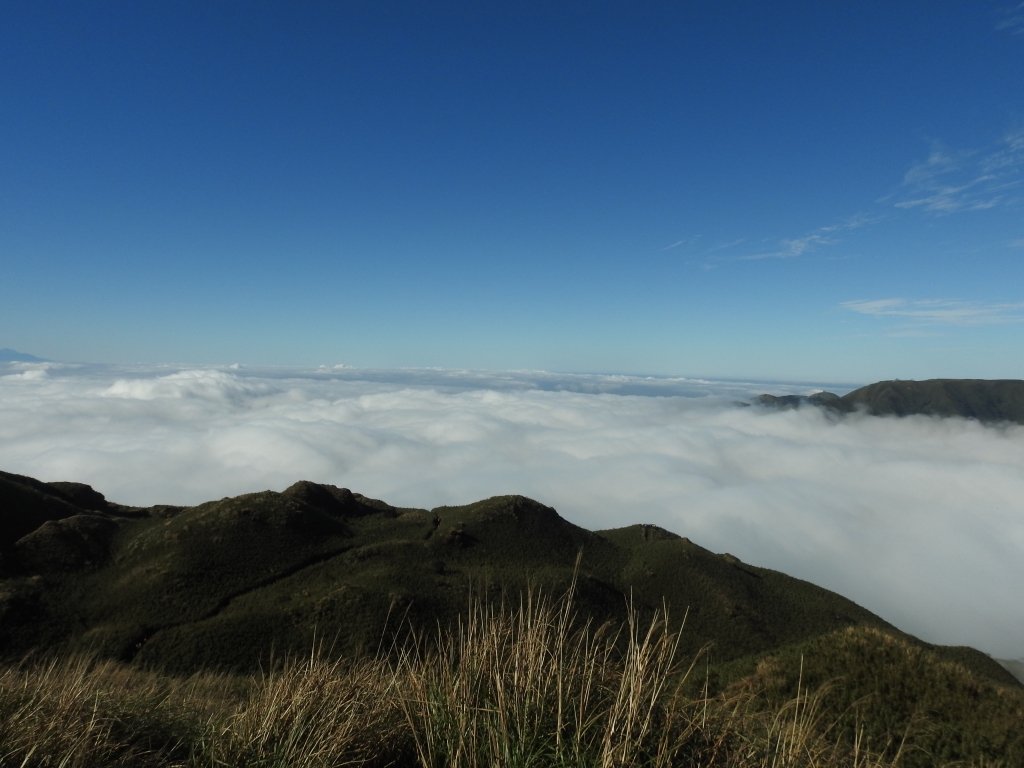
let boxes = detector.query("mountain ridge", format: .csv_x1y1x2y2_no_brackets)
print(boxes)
756,378,1024,423
3,469,1023,766
0,469,1015,686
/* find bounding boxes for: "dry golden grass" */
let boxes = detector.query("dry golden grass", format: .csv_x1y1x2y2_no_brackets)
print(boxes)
395,588,694,767
0,582,976,768
0,654,218,767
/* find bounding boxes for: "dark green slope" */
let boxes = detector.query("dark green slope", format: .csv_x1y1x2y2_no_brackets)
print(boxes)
595,525,897,662
1,477,906,675
755,379,1024,423
841,378,1024,422
0,471,1012,688
0,470,108,559
719,628,1024,768
3,471,1021,765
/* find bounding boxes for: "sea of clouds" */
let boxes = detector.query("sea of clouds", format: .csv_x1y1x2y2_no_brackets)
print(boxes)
2,361,1022,660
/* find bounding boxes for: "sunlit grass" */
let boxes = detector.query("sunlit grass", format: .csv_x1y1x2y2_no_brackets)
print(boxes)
0,582,991,767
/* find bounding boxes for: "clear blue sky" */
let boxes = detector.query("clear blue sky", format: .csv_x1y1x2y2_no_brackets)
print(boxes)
2,1,1023,381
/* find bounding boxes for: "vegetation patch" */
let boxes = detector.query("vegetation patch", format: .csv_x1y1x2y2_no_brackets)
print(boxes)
6,584,998,768
2,469,1022,765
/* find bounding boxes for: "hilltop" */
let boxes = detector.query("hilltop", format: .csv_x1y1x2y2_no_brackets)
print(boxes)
1,469,907,673
2,469,1023,765
756,378,1024,423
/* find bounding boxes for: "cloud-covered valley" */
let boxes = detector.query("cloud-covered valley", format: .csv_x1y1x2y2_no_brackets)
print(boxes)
2,363,1022,659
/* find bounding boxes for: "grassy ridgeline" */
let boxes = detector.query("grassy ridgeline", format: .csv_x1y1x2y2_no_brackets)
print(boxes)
0,480,912,673
754,378,1024,423
2,586,1020,768
3,471,1024,765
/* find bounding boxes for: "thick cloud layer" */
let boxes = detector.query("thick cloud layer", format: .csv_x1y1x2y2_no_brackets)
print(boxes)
2,362,1022,659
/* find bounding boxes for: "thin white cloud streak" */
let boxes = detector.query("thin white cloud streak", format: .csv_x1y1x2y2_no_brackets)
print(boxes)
662,236,756,254
740,214,878,261
1,364,1023,658
705,238,746,254
891,131,1024,213
842,298,1024,327
996,2,1024,35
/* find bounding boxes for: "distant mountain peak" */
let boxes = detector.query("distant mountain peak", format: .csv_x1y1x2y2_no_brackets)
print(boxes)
754,378,1024,424
0,348,49,362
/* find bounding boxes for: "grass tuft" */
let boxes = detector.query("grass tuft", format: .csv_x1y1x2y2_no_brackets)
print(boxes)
0,583,1002,768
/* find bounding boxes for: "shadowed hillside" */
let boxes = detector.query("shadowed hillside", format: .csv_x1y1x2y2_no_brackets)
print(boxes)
2,470,1023,766
756,378,1024,423
0,470,920,676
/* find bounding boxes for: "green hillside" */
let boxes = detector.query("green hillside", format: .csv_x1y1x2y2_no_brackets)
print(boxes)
756,378,1024,423
840,379,1024,421
1,472,909,674
2,470,1022,765
716,628,1024,767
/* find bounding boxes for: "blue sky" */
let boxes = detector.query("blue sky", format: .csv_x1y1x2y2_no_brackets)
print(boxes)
3,2,1024,381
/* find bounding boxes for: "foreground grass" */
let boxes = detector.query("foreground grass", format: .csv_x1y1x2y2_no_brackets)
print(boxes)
0,588,1000,767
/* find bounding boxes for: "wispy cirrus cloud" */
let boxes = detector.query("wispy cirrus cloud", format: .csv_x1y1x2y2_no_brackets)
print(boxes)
996,2,1024,35
889,130,1024,213
842,298,1024,326
740,213,879,261
662,236,743,253
706,237,746,253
